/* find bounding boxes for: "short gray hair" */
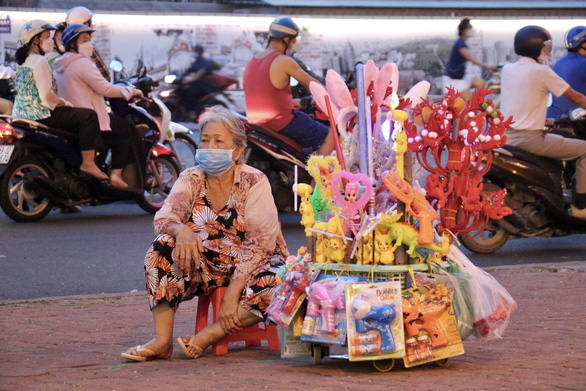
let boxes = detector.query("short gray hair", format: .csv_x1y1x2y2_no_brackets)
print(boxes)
198,105,247,164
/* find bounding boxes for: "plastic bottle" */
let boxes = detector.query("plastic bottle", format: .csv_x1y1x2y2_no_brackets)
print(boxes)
405,336,420,362
417,334,433,360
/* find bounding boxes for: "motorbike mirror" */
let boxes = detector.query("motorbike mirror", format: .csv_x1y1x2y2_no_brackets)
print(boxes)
109,60,123,73
139,65,147,78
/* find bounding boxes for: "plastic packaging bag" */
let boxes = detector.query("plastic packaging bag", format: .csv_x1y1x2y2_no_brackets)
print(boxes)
448,245,517,340
432,261,475,340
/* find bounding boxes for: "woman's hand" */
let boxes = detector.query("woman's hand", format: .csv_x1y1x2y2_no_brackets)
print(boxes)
173,224,203,274
218,283,245,334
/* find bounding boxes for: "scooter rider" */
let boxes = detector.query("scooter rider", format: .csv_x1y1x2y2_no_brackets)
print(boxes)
243,16,334,156
54,24,143,188
65,6,110,81
181,44,213,109
547,26,586,120
501,25,586,219
13,19,106,180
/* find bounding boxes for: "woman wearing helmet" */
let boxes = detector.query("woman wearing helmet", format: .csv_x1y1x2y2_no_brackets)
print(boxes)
13,19,107,180
501,25,586,219
547,26,586,120
54,24,143,188
65,6,110,81
243,16,334,156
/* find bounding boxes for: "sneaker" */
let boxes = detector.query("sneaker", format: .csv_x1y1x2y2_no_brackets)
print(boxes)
569,205,586,219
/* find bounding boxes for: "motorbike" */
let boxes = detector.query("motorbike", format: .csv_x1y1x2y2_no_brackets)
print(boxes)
234,111,312,214
0,67,182,222
121,63,199,169
459,108,586,254
155,68,240,122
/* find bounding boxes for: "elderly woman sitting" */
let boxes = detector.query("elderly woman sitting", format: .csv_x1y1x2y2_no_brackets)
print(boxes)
122,106,288,361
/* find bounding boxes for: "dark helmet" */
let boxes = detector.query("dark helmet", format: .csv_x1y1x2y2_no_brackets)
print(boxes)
514,25,552,61
62,23,95,50
268,16,300,39
194,44,204,52
564,26,586,50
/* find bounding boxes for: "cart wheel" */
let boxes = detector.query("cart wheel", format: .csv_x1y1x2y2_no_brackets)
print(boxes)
313,344,322,365
435,358,449,367
373,358,395,372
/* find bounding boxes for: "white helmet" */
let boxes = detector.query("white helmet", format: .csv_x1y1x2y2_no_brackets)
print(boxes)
19,20,56,46
66,6,94,25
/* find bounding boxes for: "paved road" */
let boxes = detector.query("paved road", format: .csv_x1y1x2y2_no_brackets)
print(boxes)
1,203,585,300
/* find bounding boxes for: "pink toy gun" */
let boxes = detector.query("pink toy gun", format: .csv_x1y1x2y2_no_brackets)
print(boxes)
382,170,436,245
302,282,345,334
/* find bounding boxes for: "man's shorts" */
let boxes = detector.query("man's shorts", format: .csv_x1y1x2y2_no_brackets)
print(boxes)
279,110,330,152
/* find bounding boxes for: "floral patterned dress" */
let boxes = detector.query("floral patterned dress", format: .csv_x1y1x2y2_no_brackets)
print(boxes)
144,165,288,320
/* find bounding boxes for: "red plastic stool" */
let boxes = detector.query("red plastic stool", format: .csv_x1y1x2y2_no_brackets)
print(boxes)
194,286,281,355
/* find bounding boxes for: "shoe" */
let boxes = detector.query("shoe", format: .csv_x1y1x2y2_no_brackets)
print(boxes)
177,336,204,359
569,205,586,219
121,345,158,362
80,166,108,180
109,174,129,188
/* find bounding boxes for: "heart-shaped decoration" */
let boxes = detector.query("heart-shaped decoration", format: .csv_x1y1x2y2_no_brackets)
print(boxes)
307,155,342,203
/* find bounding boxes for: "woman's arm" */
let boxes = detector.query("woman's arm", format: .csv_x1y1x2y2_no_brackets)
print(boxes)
79,58,134,100
33,58,59,110
458,47,497,72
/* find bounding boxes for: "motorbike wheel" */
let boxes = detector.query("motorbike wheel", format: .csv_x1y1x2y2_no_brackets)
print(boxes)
458,183,509,254
137,155,180,214
168,133,198,169
0,155,53,222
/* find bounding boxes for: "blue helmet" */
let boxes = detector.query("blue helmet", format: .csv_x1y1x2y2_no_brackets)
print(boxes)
61,23,94,50
268,16,300,39
564,26,586,50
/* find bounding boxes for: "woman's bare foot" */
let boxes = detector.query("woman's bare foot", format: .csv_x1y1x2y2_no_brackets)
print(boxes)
80,164,108,180
122,338,173,361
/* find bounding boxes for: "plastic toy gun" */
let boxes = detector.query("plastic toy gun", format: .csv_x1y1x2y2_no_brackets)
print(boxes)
302,282,345,335
382,170,436,245
402,296,448,347
351,298,396,352
280,264,309,315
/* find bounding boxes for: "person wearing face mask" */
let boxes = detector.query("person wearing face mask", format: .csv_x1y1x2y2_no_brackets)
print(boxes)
122,106,287,362
501,25,586,219
444,18,497,101
65,6,110,81
13,20,106,180
53,24,143,188
243,16,334,156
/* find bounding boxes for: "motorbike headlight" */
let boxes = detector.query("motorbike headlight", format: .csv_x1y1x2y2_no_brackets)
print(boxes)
159,90,171,98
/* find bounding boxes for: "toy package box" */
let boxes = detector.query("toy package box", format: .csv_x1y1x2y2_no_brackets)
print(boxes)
402,280,465,367
345,281,405,362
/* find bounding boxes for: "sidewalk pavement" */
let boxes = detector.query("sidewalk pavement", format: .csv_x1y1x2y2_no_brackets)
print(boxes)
1,262,585,391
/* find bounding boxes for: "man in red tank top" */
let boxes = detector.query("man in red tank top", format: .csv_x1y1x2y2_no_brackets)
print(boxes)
243,16,334,156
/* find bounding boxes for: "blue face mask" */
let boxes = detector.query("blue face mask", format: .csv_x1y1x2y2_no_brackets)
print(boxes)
196,148,235,176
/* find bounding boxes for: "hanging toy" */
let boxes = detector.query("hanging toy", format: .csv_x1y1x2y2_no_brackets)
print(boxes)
332,171,373,236
307,155,341,205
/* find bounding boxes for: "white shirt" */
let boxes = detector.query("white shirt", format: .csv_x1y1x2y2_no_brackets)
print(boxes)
501,57,569,131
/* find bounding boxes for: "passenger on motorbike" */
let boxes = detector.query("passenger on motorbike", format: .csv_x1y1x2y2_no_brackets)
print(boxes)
0,64,14,115
243,16,334,156
13,19,107,180
547,26,586,120
45,22,66,70
65,6,110,82
54,24,143,188
180,44,213,109
501,25,586,219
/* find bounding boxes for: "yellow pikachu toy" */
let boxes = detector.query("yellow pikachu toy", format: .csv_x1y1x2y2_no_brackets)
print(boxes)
313,222,328,263
374,225,397,265
327,237,346,264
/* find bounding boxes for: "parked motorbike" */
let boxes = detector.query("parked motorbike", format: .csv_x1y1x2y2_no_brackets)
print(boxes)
155,68,239,122
234,111,312,214
459,108,586,253
122,63,199,169
0,69,182,222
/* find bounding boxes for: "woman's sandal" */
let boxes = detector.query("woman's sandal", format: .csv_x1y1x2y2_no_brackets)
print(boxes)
177,336,204,359
121,345,159,362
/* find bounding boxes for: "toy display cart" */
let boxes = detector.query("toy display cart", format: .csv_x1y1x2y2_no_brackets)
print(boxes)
267,61,516,372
